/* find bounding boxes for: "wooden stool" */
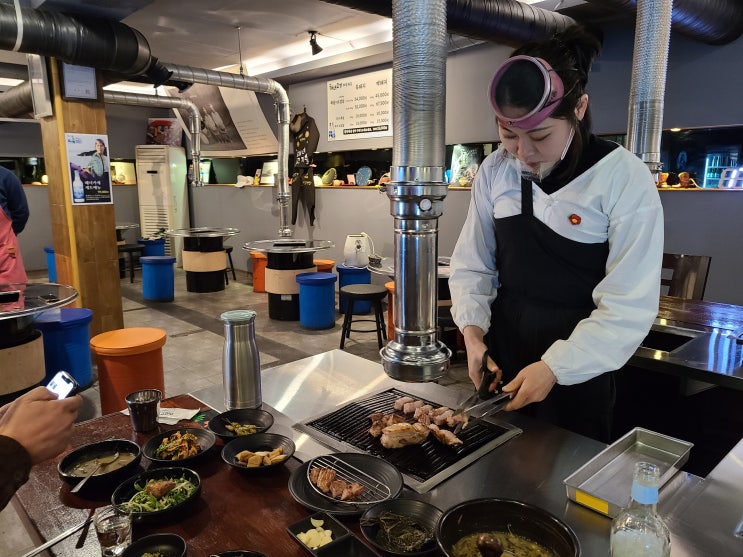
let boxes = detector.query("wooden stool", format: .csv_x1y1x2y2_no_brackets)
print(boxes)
339,284,388,349
118,243,145,283
224,245,236,284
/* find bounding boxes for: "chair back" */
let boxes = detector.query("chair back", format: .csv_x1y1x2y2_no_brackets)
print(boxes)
661,253,711,299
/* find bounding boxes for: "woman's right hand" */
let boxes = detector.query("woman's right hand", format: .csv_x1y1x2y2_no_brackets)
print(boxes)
462,326,501,391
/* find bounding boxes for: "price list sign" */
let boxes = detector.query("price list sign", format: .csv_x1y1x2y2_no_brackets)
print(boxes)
327,69,393,142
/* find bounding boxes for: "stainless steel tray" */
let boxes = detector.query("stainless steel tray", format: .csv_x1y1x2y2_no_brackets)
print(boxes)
563,427,693,518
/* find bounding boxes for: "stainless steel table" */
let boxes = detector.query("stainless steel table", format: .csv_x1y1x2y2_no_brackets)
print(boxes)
191,349,738,556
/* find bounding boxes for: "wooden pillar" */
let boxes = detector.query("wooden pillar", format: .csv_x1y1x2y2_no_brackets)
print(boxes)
39,59,123,335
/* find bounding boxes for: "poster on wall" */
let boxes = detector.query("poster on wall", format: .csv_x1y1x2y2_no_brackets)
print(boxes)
327,68,392,142
146,118,183,146
65,133,113,205
168,83,278,156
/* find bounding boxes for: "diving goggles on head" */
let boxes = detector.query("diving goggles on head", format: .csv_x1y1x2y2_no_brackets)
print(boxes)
489,55,565,130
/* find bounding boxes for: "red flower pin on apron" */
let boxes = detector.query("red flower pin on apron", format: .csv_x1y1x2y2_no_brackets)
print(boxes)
568,213,581,225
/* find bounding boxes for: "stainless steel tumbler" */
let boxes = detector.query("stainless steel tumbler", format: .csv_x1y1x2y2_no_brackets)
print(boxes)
221,309,261,409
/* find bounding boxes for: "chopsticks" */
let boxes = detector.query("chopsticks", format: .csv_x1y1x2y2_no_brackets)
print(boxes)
21,514,94,557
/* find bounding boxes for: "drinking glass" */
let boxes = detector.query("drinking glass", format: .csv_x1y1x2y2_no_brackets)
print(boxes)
93,505,132,556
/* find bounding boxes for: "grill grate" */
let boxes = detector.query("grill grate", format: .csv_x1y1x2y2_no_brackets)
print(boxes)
307,454,392,505
302,388,518,487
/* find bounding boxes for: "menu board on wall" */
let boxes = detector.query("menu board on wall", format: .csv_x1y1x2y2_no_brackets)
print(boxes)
327,69,392,142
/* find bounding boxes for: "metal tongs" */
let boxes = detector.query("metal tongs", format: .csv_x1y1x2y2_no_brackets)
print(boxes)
452,351,510,435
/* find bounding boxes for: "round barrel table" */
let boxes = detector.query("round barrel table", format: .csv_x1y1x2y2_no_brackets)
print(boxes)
167,227,240,293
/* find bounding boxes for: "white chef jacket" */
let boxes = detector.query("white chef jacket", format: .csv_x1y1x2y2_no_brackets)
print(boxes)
449,144,664,385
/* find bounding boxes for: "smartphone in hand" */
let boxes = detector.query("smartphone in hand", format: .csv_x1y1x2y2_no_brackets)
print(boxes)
46,370,80,399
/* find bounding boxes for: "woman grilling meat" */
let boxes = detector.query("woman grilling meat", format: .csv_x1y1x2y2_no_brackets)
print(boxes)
448,25,664,442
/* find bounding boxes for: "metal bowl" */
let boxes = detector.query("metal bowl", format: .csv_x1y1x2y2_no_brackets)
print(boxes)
360,498,442,556
58,439,141,495
221,432,295,472
142,427,216,466
208,408,274,442
435,498,580,557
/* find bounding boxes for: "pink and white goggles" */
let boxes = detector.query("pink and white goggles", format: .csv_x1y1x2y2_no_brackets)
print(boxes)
489,55,565,129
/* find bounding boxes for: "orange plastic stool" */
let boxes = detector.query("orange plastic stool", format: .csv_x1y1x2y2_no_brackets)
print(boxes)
313,259,336,273
250,252,268,293
90,328,167,414
385,281,395,340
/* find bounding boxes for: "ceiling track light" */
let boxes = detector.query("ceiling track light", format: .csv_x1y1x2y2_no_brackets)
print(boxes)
309,31,323,56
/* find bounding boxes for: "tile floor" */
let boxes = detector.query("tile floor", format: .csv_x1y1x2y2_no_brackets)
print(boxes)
1,267,471,556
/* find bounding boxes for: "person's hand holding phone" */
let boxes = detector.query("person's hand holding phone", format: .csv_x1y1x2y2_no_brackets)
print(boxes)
0,386,81,465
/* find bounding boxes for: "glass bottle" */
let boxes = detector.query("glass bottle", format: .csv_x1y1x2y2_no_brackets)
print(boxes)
72,170,85,202
610,461,671,557
220,310,261,409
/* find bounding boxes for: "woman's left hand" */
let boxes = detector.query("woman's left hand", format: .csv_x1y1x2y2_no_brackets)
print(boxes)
501,361,557,411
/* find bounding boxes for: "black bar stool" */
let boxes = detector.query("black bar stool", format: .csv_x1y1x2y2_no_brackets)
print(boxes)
224,245,236,285
339,284,388,349
117,243,145,283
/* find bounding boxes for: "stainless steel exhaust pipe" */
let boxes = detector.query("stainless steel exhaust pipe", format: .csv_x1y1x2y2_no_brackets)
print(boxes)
380,0,451,382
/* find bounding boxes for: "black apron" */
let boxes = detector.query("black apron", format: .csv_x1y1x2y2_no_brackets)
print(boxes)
487,178,614,441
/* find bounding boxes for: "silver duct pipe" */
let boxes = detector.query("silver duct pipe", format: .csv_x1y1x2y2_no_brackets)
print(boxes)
625,0,673,180
103,91,202,188
380,0,451,381
163,64,292,238
0,81,31,118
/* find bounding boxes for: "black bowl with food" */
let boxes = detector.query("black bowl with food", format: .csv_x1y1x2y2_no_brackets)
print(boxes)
142,427,216,466
210,552,267,557
58,439,141,495
121,533,187,557
436,498,580,557
360,498,442,556
287,511,350,553
208,408,274,442
111,466,201,524
222,432,295,472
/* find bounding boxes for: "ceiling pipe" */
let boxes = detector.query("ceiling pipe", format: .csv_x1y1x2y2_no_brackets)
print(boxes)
379,0,452,381
0,81,31,118
161,64,292,239
103,91,202,188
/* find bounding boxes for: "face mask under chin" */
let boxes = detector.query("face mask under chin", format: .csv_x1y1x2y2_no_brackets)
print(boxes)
512,127,575,183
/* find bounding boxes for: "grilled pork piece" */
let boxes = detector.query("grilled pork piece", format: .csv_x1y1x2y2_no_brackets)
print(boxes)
432,409,454,426
310,466,366,501
380,422,430,449
393,396,414,411
413,404,433,419
428,424,463,446
145,479,176,499
403,400,424,414
329,479,347,499
446,412,467,429
341,482,365,500
368,412,407,437
310,467,337,493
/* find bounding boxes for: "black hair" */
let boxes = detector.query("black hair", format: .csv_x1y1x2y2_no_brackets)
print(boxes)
509,25,603,182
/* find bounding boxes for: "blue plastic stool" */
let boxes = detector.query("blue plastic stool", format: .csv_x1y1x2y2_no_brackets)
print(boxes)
337,264,371,314
296,272,338,329
34,307,93,388
44,246,57,282
139,238,166,257
141,256,176,302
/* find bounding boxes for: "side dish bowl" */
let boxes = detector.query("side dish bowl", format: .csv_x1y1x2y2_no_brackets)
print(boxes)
360,498,442,556
222,432,295,472
121,533,187,557
58,439,141,495
142,427,216,466
208,408,274,442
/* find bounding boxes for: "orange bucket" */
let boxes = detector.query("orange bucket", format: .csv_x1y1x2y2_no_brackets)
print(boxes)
251,252,268,293
90,328,167,414
385,281,395,340
313,259,336,273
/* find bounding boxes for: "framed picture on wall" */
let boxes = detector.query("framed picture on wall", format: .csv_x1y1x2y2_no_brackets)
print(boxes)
60,62,98,100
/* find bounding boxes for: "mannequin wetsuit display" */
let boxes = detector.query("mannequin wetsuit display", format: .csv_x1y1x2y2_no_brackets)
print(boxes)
290,109,320,226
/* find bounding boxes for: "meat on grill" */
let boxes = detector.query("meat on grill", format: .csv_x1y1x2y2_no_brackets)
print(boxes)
429,424,464,446
403,400,424,414
368,412,407,437
310,465,365,500
380,422,430,449
393,396,414,411
309,466,337,493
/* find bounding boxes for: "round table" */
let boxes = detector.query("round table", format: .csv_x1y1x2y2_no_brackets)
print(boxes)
243,239,334,321
167,227,240,292
115,222,139,244
0,283,78,403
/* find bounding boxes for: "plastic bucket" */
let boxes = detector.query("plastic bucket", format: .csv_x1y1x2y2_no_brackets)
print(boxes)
250,252,268,293
139,238,166,257
296,272,338,329
34,307,93,388
44,246,57,282
337,264,372,314
141,256,176,302
90,328,167,414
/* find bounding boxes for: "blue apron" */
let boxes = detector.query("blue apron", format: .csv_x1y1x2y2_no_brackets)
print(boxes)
487,177,614,441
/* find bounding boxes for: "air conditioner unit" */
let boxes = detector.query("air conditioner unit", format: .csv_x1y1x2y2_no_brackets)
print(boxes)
135,145,189,265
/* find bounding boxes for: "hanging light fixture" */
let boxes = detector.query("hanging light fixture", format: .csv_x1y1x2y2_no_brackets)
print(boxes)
309,31,323,55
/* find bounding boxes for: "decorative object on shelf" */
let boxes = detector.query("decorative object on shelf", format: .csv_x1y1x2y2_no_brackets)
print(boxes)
356,166,372,186
321,168,337,185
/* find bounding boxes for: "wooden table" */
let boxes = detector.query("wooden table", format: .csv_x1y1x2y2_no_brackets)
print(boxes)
13,395,319,557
